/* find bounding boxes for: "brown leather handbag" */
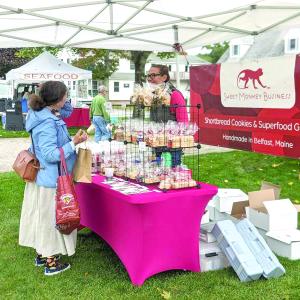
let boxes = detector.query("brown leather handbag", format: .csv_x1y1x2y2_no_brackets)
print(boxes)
13,135,40,182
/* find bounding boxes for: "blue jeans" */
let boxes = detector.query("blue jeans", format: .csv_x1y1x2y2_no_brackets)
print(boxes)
92,116,111,142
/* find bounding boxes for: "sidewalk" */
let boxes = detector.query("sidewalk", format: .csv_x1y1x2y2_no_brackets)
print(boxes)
0,137,233,173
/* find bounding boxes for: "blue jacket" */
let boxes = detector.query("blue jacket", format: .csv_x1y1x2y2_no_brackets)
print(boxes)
26,104,76,188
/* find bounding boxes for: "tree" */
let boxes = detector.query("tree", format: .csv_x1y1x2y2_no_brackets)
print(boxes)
157,52,176,60
71,48,129,82
0,49,30,78
15,47,62,60
130,51,152,84
198,42,229,63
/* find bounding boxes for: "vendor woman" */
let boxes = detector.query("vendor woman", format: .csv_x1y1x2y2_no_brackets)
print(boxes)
146,64,188,166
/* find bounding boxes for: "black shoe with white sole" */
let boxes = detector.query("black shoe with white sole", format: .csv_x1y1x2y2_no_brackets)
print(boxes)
44,260,70,276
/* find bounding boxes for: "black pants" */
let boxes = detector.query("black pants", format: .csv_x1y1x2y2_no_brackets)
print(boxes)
154,148,183,167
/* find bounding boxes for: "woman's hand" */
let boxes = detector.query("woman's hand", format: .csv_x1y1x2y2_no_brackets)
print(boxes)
73,129,88,145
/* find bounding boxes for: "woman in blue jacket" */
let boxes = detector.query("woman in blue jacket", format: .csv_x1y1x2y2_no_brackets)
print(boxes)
19,81,87,276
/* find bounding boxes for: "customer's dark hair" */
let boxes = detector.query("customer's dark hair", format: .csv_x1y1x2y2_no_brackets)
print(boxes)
151,64,170,82
29,81,67,111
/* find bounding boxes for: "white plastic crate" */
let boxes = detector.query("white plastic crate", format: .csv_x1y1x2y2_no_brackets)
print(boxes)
236,219,285,278
200,241,230,272
212,220,263,282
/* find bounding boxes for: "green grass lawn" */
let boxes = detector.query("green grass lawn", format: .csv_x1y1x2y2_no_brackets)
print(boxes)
0,151,300,299
0,124,85,138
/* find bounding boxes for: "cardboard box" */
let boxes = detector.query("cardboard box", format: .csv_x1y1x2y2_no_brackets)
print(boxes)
260,181,281,199
201,210,210,225
200,222,216,243
208,200,249,223
256,227,268,240
207,197,216,221
261,180,300,217
294,204,300,212
266,230,300,260
225,200,249,222
214,189,248,214
208,205,216,221
246,188,298,231
208,207,228,222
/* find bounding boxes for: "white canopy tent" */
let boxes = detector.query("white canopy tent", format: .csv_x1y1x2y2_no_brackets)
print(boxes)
1,0,300,51
2,0,300,87
6,51,92,104
6,51,92,81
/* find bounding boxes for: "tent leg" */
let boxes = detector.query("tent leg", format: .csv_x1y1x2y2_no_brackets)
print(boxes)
175,52,180,89
173,25,180,89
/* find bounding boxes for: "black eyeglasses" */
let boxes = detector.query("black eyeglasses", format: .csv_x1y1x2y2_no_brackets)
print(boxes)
146,73,161,79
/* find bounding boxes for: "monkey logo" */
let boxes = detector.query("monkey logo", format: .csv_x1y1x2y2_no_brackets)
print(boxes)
236,68,269,89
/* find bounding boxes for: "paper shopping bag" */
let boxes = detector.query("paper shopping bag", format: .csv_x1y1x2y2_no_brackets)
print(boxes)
87,123,95,135
73,148,92,183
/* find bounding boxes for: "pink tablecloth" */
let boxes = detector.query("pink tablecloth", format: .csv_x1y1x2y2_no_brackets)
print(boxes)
75,175,217,285
64,108,90,127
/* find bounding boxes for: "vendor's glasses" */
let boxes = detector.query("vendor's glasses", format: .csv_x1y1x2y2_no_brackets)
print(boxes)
146,73,161,79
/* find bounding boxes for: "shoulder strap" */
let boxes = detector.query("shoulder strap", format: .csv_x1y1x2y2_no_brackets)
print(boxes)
29,130,36,155
59,148,68,176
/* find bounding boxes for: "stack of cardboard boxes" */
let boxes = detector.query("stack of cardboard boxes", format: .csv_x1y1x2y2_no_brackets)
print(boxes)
207,188,248,222
199,182,300,277
246,183,300,260
199,188,249,272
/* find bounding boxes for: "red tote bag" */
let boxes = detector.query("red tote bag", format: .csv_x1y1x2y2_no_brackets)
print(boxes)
55,148,80,235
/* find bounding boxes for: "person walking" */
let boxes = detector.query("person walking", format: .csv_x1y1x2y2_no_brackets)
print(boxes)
89,85,111,142
19,81,88,276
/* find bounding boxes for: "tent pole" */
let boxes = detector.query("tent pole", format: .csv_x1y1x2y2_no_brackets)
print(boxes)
115,0,152,32
257,10,300,34
0,33,55,46
173,25,180,89
175,52,180,89
183,11,247,47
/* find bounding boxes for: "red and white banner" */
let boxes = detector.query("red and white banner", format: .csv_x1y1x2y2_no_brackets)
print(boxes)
220,56,295,109
190,55,300,158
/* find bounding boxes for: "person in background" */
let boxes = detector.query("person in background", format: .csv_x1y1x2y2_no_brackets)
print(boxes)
21,91,29,113
89,85,111,142
59,94,73,119
146,64,188,166
19,81,88,276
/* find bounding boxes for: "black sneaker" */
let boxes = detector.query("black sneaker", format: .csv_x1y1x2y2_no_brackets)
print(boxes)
35,255,60,267
44,261,71,276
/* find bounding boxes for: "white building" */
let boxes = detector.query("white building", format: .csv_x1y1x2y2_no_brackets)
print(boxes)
58,49,96,104
108,58,135,103
218,27,300,63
